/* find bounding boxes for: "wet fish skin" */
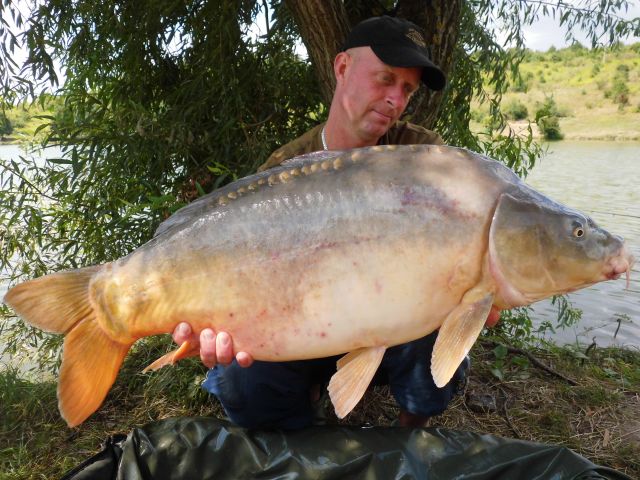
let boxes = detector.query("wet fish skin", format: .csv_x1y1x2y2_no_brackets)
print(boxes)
3,144,634,427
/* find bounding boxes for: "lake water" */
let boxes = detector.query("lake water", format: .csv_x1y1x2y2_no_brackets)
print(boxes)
526,141,640,349
1,141,639,350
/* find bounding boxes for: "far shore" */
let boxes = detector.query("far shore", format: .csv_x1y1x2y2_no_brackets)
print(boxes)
4,128,640,149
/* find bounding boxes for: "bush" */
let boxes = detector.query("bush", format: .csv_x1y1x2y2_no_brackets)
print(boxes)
482,114,502,131
511,72,532,93
535,96,563,140
616,63,630,77
504,99,529,120
611,79,630,108
0,112,13,137
7,108,29,129
534,96,559,123
608,66,630,108
537,115,564,140
568,42,586,55
469,109,485,123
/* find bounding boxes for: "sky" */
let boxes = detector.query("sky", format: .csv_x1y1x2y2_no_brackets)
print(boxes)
519,2,640,51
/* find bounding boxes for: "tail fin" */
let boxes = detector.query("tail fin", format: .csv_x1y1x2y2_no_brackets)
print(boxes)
3,266,132,427
3,266,102,333
59,319,130,427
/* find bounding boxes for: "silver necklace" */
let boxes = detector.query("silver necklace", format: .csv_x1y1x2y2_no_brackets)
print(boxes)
321,125,328,150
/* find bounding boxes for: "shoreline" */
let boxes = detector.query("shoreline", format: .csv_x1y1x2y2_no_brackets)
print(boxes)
502,120,640,142
4,134,640,148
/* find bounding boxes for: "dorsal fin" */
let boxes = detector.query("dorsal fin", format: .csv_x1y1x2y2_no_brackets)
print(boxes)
154,150,346,237
280,150,345,166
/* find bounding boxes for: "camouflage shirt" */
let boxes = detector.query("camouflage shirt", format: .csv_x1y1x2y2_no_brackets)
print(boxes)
257,120,443,172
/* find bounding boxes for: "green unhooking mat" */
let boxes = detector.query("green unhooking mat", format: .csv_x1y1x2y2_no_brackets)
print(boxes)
60,417,631,480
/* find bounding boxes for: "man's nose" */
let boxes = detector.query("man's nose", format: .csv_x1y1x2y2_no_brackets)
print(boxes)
386,86,407,111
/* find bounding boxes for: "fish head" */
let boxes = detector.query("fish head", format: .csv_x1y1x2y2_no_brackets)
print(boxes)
488,192,634,307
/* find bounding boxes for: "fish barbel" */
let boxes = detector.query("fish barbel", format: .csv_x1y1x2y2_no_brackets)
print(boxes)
3,145,634,427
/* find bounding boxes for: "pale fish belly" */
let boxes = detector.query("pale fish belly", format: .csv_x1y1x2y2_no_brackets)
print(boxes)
90,230,483,361
193,235,481,360
287,236,484,359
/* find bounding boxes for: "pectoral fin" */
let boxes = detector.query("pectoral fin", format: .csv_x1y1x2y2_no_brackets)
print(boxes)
328,346,386,418
431,290,494,388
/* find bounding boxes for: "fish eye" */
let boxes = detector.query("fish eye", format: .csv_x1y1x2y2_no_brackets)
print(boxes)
572,223,585,238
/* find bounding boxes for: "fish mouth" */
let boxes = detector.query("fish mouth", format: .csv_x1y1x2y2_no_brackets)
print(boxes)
603,245,635,288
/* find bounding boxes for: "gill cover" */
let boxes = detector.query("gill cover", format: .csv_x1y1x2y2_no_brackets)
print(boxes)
489,192,619,307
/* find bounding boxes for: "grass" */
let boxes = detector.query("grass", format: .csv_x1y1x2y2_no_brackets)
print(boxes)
0,336,213,480
473,44,640,140
1,101,57,143
1,338,638,479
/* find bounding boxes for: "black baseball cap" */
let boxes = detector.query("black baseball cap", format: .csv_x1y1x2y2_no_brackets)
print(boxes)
342,16,446,91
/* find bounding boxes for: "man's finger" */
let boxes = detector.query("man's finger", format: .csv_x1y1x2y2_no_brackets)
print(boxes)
216,331,234,365
199,328,217,368
216,332,233,365
236,351,254,368
173,322,192,344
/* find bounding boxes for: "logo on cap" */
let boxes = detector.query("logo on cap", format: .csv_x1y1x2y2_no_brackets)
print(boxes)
405,28,426,49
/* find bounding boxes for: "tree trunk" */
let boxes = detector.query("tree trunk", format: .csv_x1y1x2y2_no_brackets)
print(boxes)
284,0,350,104
286,0,461,129
397,0,462,128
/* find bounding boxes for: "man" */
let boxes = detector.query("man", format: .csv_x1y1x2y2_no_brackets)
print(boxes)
173,16,501,429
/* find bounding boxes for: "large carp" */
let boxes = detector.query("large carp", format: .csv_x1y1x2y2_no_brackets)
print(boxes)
3,145,634,427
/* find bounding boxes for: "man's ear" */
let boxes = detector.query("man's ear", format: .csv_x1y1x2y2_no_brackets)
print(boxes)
334,51,351,84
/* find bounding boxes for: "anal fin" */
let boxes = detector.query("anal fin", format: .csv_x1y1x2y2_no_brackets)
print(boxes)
431,289,494,388
328,346,386,418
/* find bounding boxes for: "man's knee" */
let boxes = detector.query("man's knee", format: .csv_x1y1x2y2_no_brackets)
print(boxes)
202,360,315,430
383,332,470,417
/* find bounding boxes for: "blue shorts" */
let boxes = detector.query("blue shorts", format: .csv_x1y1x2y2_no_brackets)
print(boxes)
202,330,468,429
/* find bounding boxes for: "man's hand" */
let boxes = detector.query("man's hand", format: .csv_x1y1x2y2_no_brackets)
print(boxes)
172,307,500,369
172,322,254,369
485,306,501,328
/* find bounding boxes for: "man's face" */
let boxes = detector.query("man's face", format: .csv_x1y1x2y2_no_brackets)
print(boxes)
335,47,421,143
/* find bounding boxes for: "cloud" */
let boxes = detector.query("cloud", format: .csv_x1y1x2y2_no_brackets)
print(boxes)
522,3,640,51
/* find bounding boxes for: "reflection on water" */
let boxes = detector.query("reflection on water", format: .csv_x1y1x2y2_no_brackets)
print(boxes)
526,141,640,348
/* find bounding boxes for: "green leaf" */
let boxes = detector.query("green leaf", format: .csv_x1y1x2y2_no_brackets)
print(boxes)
511,356,530,369
195,181,206,197
490,368,505,381
46,157,72,165
493,343,508,360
